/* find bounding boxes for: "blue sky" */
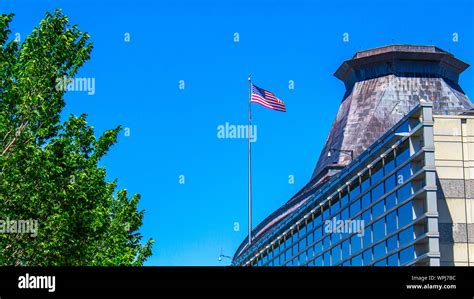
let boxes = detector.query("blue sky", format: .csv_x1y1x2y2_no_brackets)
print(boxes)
1,0,473,266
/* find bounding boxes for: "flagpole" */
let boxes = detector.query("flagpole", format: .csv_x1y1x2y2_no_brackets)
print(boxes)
247,74,253,245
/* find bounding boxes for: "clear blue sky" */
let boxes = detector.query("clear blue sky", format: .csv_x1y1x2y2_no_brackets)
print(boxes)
2,0,473,266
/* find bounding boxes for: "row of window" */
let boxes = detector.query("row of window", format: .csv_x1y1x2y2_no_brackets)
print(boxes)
251,140,420,267
258,203,416,266
302,244,416,267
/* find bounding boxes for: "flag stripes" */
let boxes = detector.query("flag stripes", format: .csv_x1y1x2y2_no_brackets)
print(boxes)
250,84,286,112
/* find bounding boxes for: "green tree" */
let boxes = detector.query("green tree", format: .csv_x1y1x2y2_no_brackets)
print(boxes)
0,10,153,266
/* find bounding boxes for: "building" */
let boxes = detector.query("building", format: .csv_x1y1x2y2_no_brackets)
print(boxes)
232,45,474,266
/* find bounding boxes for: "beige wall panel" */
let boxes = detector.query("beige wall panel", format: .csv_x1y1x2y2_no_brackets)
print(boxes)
465,119,474,136
453,243,469,262
437,198,467,223
436,166,464,179
434,119,461,136
434,142,463,161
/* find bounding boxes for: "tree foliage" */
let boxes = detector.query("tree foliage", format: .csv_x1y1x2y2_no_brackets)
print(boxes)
0,10,153,266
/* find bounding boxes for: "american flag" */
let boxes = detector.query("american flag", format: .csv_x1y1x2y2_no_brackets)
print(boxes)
251,84,286,112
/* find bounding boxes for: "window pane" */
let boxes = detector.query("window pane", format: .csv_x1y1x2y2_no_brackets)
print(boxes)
342,240,350,260
323,251,331,266
352,254,362,266
332,245,341,265
341,193,349,207
323,206,330,221
371,183,384,202
323,236,330,250
397,163,411,184
385,153,395,174
363,225,372,248
363,248,373,265
300,251,307,265
314,213,322,227
351,234,362,254
280,253,285,265
386,210,397,234
399,245,415,265
313,241,322,255
332,212,340,222
341,207,349,220
307,230,314,245
314,226,322,242
292,232,299,243
372,162,384,185
285,248,292,261
373,218,385,242
315,256,322,266
387,235,398,252
361,175,371,193
362,193,371,209
396,143,410,166
362,210,371,227
399,226,414,245
307,246,314,260
331,200,341,214
385,175,396,192
388,253,398,266
274,244,280,256
398,201,413,228
374,242,386,260
285,236,291,248
307,219,314,231
397,182,413,202
331,230,341,244
386,193,397,210
350,183,360,200
299,238,307,251
300,225,307,236
350,199,361,217
372,200,385,220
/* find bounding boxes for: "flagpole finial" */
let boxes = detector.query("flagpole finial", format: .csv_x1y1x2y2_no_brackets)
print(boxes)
248,74,251,82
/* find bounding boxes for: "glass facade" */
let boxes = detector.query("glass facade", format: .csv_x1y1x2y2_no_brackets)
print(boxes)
233,104,440,266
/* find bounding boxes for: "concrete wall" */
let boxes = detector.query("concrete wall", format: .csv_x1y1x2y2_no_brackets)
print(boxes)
434,115,474,266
